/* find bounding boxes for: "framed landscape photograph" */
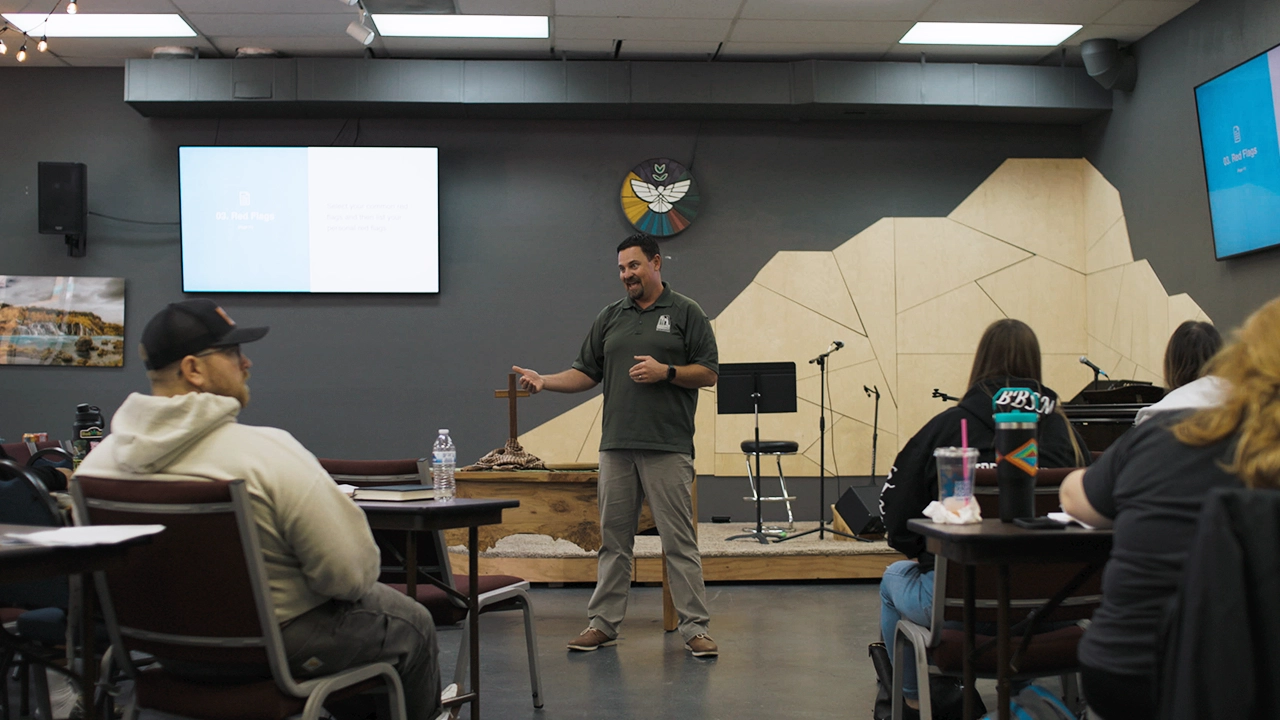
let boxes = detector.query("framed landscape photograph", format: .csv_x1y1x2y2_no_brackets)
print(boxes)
0,275,125,367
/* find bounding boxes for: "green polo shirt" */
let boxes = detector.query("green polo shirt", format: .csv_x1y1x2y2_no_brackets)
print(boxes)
573,283,718,456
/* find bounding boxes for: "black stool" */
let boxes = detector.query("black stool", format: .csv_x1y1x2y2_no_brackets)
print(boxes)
737,439,798,538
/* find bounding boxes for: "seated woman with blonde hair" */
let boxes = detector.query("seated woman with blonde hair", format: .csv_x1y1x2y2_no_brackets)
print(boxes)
1061,296,1280,720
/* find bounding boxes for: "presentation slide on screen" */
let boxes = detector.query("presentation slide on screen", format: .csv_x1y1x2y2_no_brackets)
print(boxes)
1197,47,1280,258
179,147,439,292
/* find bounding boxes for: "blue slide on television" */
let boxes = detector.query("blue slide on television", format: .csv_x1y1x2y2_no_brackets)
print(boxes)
1196,45,1280,259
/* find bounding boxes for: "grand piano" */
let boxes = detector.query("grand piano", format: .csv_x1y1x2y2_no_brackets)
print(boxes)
1063,381,1166,452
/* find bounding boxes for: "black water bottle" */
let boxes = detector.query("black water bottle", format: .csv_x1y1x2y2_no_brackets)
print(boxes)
72,403,105,466
994,409,1038,522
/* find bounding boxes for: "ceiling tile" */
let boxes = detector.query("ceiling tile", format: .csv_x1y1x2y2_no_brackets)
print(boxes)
883,43,1059,64
718,41,892,59
555,0,742,19
730,19,912,44
921,0,1123,24
1070,23,1155,43
553,37,613,53
618,39,719,58
197,36,362,55
1094,1,1195,25
555,16,732,42
13,0,179,10
740,0,933,22
457,0,551,14
188,13,352,36
174,0,350,12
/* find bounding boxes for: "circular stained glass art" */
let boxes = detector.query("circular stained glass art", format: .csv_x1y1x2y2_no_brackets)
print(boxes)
620,158,700,237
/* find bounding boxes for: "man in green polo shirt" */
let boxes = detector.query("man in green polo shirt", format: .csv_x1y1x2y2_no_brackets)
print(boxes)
512,233,720,658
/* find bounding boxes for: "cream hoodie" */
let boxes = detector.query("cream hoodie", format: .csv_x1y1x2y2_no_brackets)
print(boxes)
75,392,380,623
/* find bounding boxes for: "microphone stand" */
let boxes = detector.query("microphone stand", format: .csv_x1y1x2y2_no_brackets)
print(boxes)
932,388,960,403
777,344,858,542
864,385,880,477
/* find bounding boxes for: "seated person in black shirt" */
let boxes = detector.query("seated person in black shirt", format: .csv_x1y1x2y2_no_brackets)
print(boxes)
875,318,1090,717
1061,296,1280,720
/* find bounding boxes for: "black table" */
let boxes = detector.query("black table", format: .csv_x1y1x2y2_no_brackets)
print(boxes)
0,522,158,716
907,518,1113,720
358,498,518,720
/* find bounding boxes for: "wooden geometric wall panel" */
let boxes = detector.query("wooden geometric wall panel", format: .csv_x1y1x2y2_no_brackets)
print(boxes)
948,158,1087,272
832,218,898,400
519,158,1212,477
893,217,1031,311
754,251,865,336
977,256,1087,356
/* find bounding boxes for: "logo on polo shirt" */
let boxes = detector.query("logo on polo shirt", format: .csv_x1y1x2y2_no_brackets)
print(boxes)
657,315,671,333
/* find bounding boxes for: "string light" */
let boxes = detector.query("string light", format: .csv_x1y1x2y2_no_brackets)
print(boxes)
67,0,77,14
16,43,27,62
37,35,48,52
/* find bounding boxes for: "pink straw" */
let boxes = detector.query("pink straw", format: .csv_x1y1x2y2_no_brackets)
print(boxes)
960,418,970,478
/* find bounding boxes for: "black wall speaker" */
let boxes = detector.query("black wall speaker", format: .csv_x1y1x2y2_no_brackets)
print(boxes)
38,162,87,257
834,485,884,536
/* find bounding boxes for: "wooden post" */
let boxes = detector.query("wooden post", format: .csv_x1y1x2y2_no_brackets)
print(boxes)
494,373,530,442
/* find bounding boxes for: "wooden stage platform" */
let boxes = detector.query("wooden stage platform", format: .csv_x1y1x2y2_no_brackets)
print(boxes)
449,521,903,584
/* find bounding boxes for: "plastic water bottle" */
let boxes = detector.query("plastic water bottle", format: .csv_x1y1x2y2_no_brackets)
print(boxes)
432,429,456,502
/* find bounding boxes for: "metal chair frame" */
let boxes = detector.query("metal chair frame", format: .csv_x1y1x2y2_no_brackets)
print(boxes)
320,459,543,710
72,477,406,720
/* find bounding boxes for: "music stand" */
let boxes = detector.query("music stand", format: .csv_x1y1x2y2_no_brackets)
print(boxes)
717,362,797,544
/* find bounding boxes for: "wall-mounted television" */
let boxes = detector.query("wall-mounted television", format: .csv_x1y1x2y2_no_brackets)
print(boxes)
1195,43,1280,260
179,146,439,292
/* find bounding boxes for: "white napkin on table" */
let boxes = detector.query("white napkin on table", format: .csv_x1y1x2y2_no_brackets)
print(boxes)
922,497,983,525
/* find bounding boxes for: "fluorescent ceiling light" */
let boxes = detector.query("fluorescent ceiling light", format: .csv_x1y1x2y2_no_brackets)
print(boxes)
901,22,1081,47
371,14,548,39
1,13,196,38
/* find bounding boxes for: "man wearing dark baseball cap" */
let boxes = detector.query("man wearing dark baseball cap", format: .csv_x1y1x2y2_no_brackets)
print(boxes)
77,299,443,720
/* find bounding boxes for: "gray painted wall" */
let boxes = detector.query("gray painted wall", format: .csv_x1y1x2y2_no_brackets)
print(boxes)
1085,0,1280,329
1,68,1085,519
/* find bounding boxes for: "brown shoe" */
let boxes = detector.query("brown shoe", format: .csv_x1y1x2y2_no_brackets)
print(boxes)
684,633,718,657
567,627,616,651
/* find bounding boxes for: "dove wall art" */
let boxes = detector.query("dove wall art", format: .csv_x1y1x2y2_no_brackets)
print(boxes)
620,158,700,237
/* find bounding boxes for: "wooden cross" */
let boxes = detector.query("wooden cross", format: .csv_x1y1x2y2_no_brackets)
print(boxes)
494,373,530,442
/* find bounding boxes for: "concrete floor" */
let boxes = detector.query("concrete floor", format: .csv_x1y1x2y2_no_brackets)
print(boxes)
442,581,887,720
8,580,1022,720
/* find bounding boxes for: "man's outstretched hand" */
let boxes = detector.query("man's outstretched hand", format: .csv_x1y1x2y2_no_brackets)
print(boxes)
512,365,544,394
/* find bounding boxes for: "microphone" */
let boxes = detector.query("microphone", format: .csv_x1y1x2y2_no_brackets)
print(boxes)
1079,356,1109,377
810,340,845,363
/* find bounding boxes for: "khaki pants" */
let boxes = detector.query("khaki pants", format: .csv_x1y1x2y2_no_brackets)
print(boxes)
588,449,710,642
282,582,441,720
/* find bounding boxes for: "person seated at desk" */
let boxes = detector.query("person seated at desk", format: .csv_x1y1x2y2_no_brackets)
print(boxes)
1059,297,1280,720
75,299,442,720
0,443,71,491
1133,320,1225,426
873,318,1091,719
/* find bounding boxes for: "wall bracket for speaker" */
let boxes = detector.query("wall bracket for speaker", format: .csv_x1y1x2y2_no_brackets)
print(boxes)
64,234,86,258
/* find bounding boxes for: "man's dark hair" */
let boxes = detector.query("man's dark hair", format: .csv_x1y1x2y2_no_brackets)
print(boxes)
617,233,660,260
1164,321,1223,390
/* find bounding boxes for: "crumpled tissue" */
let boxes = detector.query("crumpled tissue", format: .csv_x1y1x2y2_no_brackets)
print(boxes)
922,497,982,525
